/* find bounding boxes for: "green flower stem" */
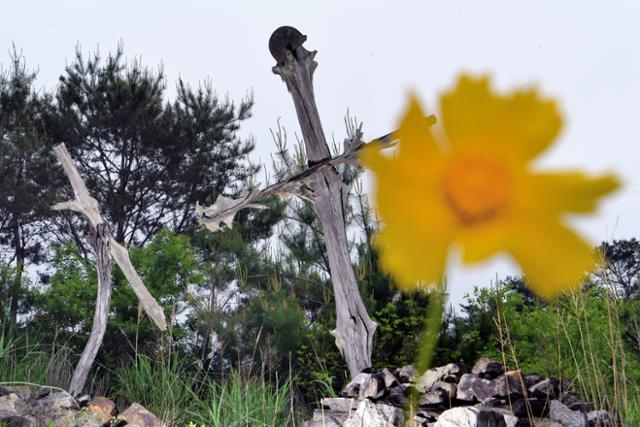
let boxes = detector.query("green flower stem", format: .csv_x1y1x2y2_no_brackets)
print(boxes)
415,285,445,372
407,281,446,420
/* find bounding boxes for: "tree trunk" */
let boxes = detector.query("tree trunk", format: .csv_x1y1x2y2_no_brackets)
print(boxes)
269,27,377,378
9,223,25,331
68,223,113,396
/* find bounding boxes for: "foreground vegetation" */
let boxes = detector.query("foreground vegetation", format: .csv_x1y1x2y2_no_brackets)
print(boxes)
3,260,640,425
0,332,297,426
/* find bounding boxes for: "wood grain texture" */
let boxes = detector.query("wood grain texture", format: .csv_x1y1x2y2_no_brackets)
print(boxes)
68,223,112,396
272,36,377,378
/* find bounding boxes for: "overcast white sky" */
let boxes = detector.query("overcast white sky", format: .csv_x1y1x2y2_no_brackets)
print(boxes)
3,0,639,307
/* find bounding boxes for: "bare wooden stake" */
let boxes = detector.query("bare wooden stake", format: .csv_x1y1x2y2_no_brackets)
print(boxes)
269,26,377,377
198,28,435,377
52,143,167,331
52,143,168,394
68,223,112,396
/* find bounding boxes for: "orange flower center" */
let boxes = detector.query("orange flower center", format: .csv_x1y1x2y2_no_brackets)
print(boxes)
443,155,510,224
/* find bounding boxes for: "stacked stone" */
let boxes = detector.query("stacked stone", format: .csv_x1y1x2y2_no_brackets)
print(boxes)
0,386,164,427
302,358,614,427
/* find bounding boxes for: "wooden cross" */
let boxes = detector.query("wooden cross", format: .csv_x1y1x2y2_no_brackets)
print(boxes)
52,143,167,395
196,27,414,377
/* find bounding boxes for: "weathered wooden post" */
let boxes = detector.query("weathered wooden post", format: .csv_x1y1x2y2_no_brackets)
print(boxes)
68,223,112,396
52,143,167,395
269,26,377,377
52,144,166,332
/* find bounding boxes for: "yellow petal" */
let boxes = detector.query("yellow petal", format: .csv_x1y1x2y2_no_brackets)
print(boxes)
457,219,511,264
376,225,451,291
508,220,596,300
370,154,456,290
372,150,457,239
395,95,441,160
359,140,391,174
440,75,562,162
518,171,620,216
360,133,442,185
377,186,445,230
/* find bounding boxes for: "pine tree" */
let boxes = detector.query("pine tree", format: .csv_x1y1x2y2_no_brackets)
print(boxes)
46,45,257,247
0,48,59,328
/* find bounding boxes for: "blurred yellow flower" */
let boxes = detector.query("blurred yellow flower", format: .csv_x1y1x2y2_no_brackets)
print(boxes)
361,75,620,299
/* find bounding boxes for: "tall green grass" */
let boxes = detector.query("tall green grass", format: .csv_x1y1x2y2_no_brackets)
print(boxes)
189,370,293,427
113,355,296,426
1,332,297,426
0,330,73,388
490,284,640,425
114,354,198,426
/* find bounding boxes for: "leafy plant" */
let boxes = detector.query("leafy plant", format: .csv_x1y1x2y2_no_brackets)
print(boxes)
451,278,640,424
33,229,204,368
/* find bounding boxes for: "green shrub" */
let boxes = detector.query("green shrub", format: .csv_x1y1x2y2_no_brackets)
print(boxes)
454,280,640,424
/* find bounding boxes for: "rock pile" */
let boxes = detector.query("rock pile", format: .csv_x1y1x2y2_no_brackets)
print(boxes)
302,358,613,427
0,386,164,427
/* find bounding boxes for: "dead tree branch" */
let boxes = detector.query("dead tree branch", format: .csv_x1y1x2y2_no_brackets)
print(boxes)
68,223,112,396
52,143,167,331
196,119,404,232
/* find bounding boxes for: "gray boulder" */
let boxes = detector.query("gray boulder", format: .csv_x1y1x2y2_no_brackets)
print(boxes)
434,406,480,427
586,409,612,426
0,393,29,419
550,400,587,427
477,407,518,427
416,363,464,393
457,373,480,402
471,358,505,379
395,365,417,383
343,400,402,427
